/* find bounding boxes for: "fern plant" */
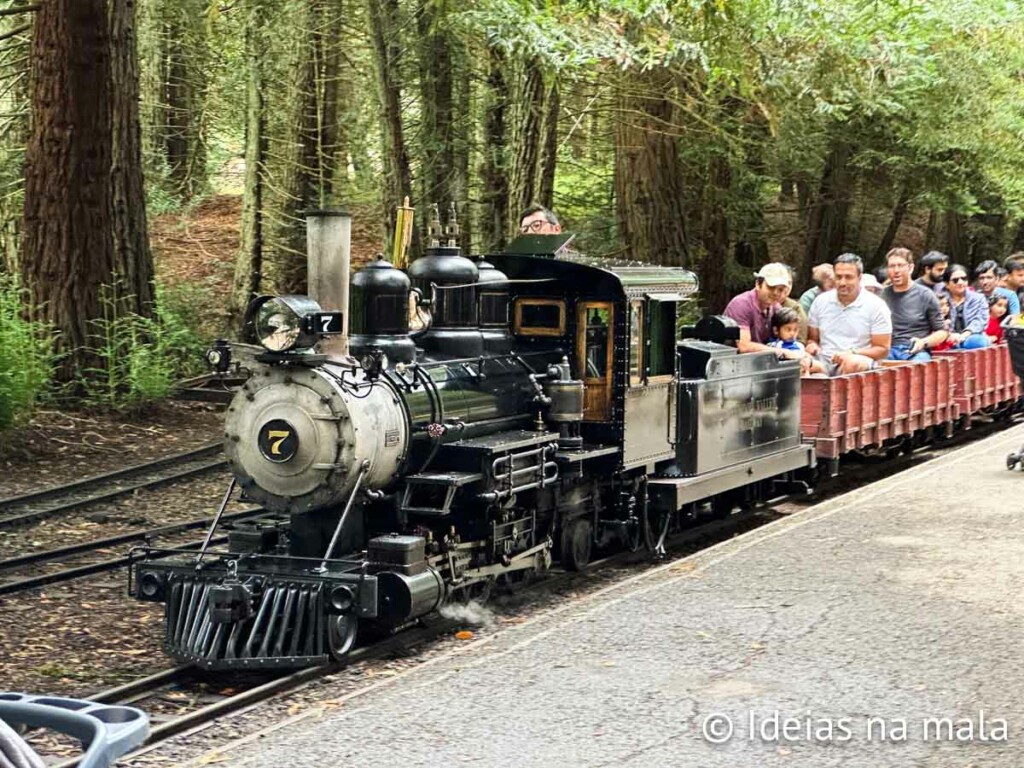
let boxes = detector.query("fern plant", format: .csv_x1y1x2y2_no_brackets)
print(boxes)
0,276,55,428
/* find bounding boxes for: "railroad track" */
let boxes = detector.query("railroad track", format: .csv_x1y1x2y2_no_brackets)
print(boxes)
24,417,1024,766
0,442,228,530
43,508,774,768
0,505,268,596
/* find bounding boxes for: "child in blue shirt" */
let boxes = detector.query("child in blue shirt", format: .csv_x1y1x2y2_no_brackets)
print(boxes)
768,306,825,374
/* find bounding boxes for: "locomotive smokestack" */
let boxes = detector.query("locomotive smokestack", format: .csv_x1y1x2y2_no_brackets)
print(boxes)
306,208,351,357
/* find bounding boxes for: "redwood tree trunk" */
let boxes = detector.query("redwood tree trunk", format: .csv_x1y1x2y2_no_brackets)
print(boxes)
943,210,968,262
232,0,268,325
507,57,544,234
700,153,731,313
804,142,852,270
872,192,909,268
613,68,689,266
452,42,472,252
536,78,559,209
109,0,155,315
367,0,412,252
417,0,453,211
151,0,207,201
479,44,508,251
22,0,115,382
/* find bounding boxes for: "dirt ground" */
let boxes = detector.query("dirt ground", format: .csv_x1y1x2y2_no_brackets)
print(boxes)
150,195,386,310
0,402,224,498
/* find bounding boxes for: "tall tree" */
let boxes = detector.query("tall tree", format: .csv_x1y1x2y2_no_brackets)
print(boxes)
273,0,345,293
367,0,412,250
613,68,689,266
417,0,453,210
803,141,853,274
109,0,154,315
22,0,153,381
452,42,472,252
479,44,508,251
144,0,208,201
506,56,544,234
231,0,268,325
536,77,559,209
699,153,732,313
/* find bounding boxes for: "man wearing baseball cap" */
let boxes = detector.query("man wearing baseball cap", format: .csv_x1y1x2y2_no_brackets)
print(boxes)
723,263,794,353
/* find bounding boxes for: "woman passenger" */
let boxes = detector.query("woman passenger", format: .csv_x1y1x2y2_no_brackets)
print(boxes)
946,264,990,349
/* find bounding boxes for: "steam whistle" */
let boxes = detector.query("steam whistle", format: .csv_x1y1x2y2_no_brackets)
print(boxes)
427,204,442,249
392,196,415,270
445,202,460,248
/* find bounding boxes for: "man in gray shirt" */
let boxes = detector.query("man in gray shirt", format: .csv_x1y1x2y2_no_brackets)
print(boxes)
881,248,948,361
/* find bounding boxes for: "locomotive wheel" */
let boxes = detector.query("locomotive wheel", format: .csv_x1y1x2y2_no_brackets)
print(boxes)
561,518,592,571
448,577,494,605
326,613,359,660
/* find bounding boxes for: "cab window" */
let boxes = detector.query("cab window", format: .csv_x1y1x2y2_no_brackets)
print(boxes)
479,292,509,327
514,298,565,336
583,306,612,378
648,300,675,377
629,299,644,385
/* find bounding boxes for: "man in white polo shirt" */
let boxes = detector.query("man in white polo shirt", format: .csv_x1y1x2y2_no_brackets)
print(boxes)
806,253,892,375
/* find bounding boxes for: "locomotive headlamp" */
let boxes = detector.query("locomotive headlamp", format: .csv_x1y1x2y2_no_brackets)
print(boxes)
136,570,167,602
204,338,232,373
359,347,389,380
245,295,343,354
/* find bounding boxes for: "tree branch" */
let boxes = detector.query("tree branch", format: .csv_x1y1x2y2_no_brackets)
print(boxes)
0,4,39,18
0,23,30,43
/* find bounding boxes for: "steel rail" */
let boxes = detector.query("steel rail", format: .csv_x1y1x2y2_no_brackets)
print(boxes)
85,665,195,705
0,443,228,529
0,536,230,596
0,506,265,570
0,442,223,511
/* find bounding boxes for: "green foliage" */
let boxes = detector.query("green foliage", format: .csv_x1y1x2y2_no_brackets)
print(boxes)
79,281,215,410
0,277,54,429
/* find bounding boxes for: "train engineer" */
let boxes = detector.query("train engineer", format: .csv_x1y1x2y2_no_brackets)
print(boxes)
519,205,562,235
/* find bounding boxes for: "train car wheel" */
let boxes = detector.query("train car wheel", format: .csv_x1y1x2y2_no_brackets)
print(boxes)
561,519,592,571
327,613,359,660
711,491,741,519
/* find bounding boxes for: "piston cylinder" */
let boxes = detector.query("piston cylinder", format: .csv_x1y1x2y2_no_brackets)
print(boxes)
375,568,445,624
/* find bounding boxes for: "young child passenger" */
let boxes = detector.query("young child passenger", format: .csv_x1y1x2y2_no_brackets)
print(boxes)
987,294,1008,344
768,307,826,374
931,295,955,352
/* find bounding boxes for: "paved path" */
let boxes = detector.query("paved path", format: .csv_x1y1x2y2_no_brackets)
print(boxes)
196,425,1024,767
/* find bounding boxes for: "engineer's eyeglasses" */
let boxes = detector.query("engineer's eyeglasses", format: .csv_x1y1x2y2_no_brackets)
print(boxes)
520,220,547,234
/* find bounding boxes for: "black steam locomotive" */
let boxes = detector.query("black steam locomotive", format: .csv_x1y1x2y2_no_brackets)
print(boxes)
129,210,813,669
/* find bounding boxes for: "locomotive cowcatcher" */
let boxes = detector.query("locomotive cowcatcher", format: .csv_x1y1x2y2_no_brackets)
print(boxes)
129,206,815,669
